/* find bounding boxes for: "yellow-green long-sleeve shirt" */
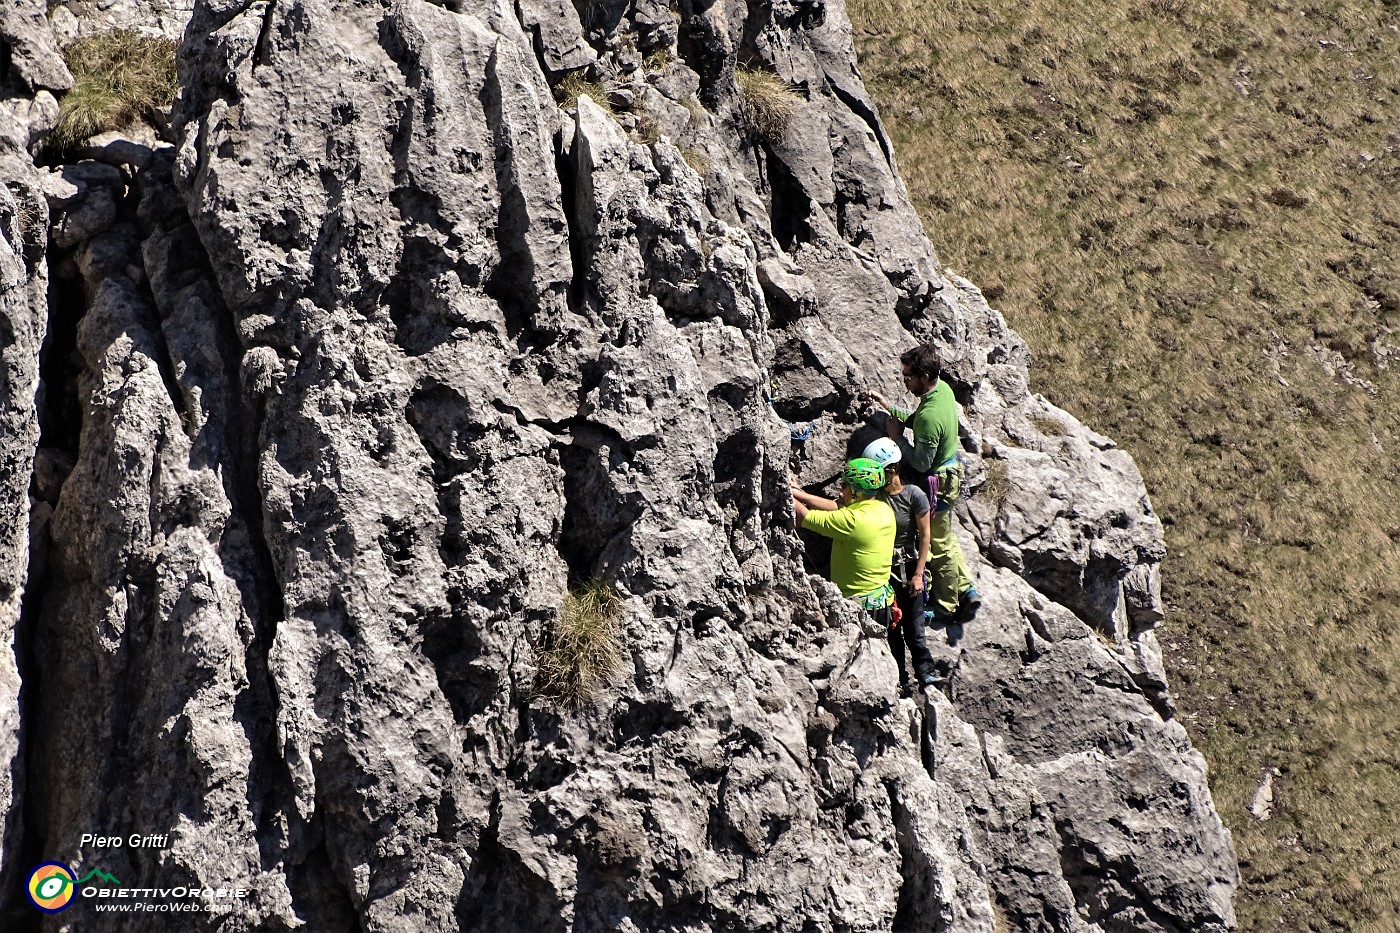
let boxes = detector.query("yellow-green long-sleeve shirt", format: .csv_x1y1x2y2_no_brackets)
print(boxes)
801,499,896,599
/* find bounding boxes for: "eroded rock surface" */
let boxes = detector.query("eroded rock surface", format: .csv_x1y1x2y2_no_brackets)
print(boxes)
0,0,1238,929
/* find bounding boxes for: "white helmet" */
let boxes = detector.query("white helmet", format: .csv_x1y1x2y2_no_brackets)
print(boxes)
862,437,902,468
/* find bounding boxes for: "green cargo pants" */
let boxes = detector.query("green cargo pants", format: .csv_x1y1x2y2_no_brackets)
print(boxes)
928,465,972,617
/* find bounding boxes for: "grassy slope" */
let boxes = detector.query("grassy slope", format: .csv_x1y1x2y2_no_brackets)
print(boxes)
845,1,1400,929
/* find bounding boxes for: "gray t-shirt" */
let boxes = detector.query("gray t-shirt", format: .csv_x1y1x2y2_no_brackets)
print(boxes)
878,484,930,561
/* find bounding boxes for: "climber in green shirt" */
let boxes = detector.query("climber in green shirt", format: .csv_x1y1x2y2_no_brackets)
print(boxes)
793,458,897,612
868,343,982,624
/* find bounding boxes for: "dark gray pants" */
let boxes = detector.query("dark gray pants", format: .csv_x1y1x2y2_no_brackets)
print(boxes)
888,561,937,690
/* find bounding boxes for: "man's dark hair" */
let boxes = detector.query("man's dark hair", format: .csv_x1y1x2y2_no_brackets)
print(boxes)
900,344,942,382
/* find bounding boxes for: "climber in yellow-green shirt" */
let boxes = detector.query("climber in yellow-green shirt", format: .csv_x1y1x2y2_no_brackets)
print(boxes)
792,458,897,613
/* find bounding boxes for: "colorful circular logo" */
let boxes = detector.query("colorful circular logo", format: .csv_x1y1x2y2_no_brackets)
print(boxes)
27,862,76,913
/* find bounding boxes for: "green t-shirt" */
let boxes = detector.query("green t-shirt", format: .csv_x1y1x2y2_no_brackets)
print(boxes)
801,498,896,599
890,380,959,474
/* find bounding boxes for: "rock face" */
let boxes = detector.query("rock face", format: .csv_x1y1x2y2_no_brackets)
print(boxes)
1,0,66,909
0,0,1238,930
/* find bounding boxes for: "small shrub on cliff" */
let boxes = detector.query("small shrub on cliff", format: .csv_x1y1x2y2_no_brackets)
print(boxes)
735,66,802,144
534,579,625,708
49,30,178,153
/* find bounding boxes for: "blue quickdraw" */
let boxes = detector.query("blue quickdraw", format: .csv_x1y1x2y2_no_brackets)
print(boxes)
766,380,816,442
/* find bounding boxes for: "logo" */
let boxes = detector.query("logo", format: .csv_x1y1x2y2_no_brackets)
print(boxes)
27,863,76,913
77,868,123,886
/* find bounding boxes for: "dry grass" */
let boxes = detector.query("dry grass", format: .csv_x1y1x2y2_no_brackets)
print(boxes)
632,113,661,145
555,71,614,114
17,198,42,237
49,30,177,153
5,187,43,247
735,66,802,144
977,457,1011,510
683,96,708,125
680,146,712,177
643,48,673,73
533,579,625,708
848,0,1400,929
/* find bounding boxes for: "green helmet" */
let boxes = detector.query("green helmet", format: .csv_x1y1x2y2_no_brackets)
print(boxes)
843,457,885,493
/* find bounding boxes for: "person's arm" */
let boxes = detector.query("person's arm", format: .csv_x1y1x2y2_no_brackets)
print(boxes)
793,493,809,527
886,413,906,442
791,485,838,511
910,507,931,594
867,390,910,428
909,436,937,474
799,505,856,540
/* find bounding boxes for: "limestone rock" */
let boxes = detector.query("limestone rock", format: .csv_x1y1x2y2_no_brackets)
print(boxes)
48,0,193,42
0,126,49,911
0,0,72,94
0,0,1240,928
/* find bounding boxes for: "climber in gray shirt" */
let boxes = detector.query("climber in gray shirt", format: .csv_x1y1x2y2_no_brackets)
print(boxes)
861,438,941,695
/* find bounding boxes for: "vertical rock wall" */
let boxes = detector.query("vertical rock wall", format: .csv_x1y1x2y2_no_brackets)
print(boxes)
1,0,69,904
0,0,1238,930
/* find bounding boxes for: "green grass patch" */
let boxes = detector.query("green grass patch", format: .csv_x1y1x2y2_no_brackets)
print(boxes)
49,30,178,154
533,579,625,708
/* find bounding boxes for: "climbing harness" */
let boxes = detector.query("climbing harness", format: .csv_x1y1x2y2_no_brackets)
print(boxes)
928,454,964,512
856,582,895,612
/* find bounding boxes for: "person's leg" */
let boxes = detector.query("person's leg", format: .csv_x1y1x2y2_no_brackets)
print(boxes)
928,470,973,616
927,508,966,616
884,605,911,695
897,570,937,684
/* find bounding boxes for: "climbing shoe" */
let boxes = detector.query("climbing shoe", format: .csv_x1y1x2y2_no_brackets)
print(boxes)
955,585,982,624
921,672,953,701
924,608,956,627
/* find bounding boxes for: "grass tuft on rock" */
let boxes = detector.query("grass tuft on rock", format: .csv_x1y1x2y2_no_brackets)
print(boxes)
642,48,673,73
49,30,178,154
555,71,613,114
978,458,1011,510
534,579,625,708
680,146,712,177
735,66,801,144
632,113,662,145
